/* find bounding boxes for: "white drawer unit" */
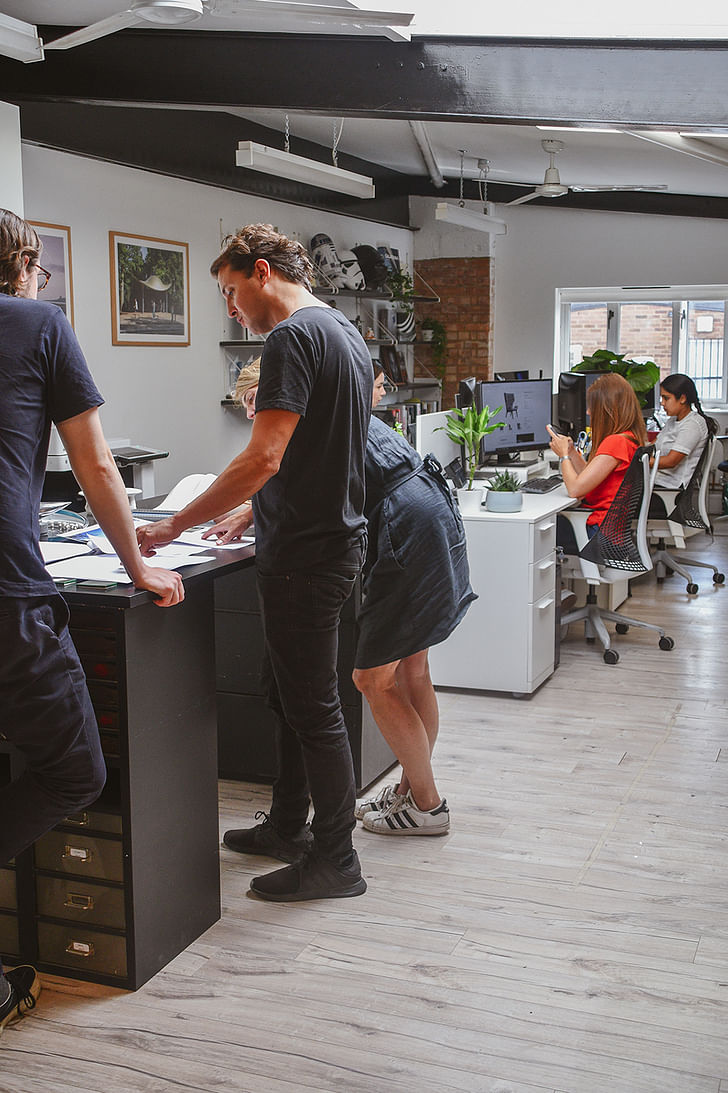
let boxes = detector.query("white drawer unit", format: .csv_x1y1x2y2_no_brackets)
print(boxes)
429,489,575,696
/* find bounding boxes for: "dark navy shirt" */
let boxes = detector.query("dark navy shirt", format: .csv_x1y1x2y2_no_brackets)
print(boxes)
252,305,373,574
0,296,103,597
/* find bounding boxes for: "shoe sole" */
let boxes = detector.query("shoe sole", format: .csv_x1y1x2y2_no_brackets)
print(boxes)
0,970,41,1031
248,878,367,902
362,822,450,836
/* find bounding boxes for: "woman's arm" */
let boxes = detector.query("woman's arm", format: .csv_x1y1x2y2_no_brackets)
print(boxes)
559,452,619,499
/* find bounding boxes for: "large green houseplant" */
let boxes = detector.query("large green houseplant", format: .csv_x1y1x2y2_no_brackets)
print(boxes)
437,404,504,491
571,350,660,407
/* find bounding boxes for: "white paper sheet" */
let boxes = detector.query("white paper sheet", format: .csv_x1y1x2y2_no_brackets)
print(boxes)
47,552,216,584
171,527,255,550
41,541,92,564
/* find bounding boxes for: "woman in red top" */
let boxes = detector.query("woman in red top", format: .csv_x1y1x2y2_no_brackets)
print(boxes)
547,373,647,553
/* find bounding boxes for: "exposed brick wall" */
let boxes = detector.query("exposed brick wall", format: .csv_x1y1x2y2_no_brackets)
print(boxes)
414,257,494,407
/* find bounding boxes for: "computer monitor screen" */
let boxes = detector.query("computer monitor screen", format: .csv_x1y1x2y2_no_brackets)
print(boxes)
476,378,553,461
557,370,655,436
456,377,477,409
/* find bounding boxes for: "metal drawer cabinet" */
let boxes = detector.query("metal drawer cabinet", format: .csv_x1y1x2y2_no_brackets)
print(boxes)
0,910,20,959
0,867,16,911
37,921,127,979
36,876,126,930
34,830,124,884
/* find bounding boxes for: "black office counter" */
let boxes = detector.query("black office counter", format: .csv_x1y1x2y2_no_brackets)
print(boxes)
0,544,393,990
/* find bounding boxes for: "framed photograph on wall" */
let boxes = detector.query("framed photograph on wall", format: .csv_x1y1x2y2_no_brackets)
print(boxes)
109,231,190,346
30,221,74,328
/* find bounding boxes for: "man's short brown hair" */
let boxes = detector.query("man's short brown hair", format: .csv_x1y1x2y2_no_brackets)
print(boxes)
210,224,313,289
0,209,41,296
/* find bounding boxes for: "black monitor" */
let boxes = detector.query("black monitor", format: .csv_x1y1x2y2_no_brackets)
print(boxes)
493,369,529,382
456,377,477,409
557,371,656,436
476,378,553,463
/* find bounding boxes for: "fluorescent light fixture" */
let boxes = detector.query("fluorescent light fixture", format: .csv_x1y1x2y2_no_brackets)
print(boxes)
0,13,44,63
678,130,728,137
435,202,507,236
537,125,621,133
236,141,375,199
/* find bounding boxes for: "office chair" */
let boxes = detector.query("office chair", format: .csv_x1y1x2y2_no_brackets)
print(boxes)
560,447,674,664
647,434,725,594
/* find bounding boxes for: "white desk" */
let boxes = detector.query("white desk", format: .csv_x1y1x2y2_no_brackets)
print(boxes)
430,487,575,696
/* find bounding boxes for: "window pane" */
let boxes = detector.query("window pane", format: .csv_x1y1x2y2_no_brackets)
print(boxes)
685,301,724,402
568,303,609,365
618,302,674,382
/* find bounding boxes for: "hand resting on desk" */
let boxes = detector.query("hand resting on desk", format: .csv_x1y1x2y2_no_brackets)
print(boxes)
202,502,254,546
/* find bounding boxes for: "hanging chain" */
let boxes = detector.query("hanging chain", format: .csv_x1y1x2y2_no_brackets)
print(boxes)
458,149,466,208
332,118,344,168
478,158,490,208
284,113,290,154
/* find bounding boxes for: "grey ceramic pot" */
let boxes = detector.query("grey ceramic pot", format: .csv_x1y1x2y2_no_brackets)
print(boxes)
485,490,523,512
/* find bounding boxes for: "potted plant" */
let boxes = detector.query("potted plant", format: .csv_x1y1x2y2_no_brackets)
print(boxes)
484,468,523,512
387,267,416,342
571,350,660,408
420,317,448,375
437,404,504,513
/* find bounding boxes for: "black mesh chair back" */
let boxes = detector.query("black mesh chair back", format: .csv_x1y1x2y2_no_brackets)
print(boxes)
667,435,712,531
579,445,653,573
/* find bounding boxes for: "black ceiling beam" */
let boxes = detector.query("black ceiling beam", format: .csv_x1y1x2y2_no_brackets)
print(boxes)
3,31,728,129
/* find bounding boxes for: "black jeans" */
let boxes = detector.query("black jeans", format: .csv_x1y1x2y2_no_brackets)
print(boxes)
258,542,364,866
0,595,106,980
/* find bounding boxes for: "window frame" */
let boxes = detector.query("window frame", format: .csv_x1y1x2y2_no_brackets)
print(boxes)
555,285,728,407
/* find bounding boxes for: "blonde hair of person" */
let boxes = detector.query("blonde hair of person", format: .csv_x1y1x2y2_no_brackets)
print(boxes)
586,372,647,458
234,358,261,404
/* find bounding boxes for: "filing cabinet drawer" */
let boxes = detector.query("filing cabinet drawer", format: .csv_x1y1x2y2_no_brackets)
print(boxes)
79,653,119,684
529,552,557,604
530,591,557,682
71,626,118,657
36,877,126,930
37,921,127,979
34,831,124,883
99,731,121,758
530,515,557,563
61,808,122,837
86,679,119,711
0,868,17,911
0,911,20,957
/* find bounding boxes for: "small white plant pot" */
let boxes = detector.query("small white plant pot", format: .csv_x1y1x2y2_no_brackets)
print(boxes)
421,329,434,342
456,486,484,514
485,490,523,512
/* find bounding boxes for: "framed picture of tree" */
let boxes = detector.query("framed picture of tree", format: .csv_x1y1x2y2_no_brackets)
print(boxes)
109,231,190,346
30,221,75,329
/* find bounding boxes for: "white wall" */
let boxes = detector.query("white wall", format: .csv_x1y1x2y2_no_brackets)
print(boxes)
0,101,23,214
490,202,728,389
22,144,414,495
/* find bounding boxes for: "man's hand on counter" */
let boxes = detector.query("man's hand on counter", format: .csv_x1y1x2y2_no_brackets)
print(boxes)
131,563,185,607
136,516,179,556
202,503,254,545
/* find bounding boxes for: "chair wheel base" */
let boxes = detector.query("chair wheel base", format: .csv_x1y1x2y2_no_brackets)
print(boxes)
603,649,619,664
659,636,675,651
686,583,699,595
714,572,725,585
615,622,629,635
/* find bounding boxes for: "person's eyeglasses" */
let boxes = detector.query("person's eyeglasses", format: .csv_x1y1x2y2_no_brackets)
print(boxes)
34,265,52,292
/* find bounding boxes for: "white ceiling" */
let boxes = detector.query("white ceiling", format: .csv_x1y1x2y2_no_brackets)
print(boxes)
4,1,728,199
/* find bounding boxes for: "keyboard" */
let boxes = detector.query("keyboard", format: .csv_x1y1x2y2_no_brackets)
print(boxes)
131,508,178,520
520,475,563,494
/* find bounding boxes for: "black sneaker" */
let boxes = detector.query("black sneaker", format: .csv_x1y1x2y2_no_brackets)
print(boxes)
223,810,313,863
0,966,41,1033
249,848,367,902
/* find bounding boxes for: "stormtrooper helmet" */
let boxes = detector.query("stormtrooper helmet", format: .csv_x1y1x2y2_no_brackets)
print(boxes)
337,250,365,291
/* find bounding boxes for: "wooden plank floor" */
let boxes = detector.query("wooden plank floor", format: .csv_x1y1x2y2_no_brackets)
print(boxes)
2,528,727,1092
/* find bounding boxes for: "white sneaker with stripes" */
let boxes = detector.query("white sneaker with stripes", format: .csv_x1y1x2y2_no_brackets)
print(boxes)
362,791,450,836
354,783,401,821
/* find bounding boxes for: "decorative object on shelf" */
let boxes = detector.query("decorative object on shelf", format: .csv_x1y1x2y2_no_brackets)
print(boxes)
571,350,660,408
437,404,505,491
29,221,74,328
352,244,389,291
386,265,416,343
419,317,448,375
310,232,347,289
109,231,189,346
379,345,404,384
338,249,366,291
485,468,523,511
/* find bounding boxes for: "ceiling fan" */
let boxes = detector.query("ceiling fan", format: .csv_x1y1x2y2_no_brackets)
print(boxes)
507,139,667,205
42,0,413,52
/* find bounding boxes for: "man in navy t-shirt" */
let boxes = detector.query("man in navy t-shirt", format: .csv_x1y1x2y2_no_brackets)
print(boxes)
0,209,183,1031
138,224,372,902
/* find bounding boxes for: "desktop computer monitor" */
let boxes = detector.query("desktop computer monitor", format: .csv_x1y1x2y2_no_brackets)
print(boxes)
558,371,657,437
476,378,553,463
493,370,529,382
456,377,477,409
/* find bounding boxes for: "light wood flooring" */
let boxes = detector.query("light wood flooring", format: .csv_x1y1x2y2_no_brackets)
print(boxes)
2,528,728,1093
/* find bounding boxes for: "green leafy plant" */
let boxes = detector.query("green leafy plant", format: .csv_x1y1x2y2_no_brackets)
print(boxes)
571,350,660,407
386,267,415,313
488,469,521,493
437,404,504,490
420,317,448,375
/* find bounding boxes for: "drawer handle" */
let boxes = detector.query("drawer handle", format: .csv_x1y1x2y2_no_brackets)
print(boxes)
65,940,95,958
539,598,555,610
62,845,93,864
64,892,95,911
538,559,555,572
65,811,89,827
538,521,555,532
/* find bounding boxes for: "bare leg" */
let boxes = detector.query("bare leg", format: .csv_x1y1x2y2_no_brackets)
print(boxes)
353,649,441,812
